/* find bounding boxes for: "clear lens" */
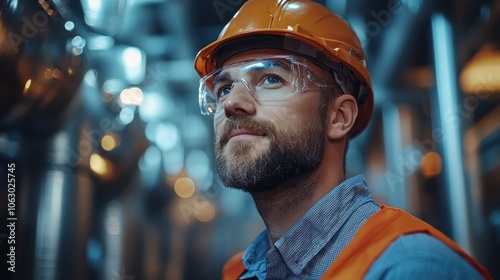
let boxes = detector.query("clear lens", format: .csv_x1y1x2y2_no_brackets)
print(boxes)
198,55,328,115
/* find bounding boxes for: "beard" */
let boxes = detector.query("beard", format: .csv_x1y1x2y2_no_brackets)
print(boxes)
214,105,326,193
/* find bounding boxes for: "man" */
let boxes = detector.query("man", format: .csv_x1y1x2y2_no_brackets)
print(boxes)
194,0,491,279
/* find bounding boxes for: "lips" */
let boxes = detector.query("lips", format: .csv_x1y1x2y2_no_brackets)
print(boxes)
227,128,266,142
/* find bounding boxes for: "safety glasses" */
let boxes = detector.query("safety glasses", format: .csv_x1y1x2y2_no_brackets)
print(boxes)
198,55,331,115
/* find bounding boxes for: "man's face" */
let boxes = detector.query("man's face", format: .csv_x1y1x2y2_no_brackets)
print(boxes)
213,50,329,192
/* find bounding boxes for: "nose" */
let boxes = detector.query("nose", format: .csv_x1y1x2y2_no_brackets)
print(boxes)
222,80,257,118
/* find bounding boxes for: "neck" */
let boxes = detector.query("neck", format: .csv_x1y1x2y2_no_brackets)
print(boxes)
250,168,344,244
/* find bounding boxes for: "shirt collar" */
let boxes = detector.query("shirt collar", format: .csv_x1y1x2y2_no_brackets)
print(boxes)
241,230,269,279
242,174,373,277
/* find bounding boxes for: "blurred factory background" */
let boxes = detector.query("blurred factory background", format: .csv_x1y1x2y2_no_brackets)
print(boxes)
0,0,499,279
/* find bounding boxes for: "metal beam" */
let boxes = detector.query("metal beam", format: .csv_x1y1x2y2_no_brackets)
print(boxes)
431,12,473,254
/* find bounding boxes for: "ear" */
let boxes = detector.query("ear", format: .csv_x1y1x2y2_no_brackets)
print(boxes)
326,94,358,140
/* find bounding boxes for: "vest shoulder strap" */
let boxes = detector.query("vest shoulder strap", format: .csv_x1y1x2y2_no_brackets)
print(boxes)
321,205,491,279
222,251,245,280
221,206,491,280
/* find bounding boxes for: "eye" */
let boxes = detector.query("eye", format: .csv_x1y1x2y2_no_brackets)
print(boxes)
214,83,232,101
262,74,284,86
218,86,232,97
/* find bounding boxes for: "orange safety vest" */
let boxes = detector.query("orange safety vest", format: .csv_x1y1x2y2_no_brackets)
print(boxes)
222,206,492,280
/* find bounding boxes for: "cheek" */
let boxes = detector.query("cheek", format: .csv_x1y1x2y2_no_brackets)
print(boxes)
265,99,319,125
214,118,225,139
214,119,221,131
212,93,321,132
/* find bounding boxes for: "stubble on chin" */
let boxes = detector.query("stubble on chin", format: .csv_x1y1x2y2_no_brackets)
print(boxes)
214,117,276,191
214,113,325,193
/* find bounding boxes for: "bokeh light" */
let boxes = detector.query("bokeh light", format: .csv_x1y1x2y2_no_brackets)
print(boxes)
420,151,443,178
194,202,216,222
101,133,120,151
174,177,196,198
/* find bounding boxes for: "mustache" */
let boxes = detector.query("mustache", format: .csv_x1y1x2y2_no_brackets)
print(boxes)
217,117,276,146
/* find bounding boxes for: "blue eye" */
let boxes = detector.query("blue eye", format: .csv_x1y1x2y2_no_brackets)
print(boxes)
263,74,282,85
217,86,232,99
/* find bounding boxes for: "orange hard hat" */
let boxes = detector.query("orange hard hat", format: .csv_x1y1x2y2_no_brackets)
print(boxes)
194,0,373,137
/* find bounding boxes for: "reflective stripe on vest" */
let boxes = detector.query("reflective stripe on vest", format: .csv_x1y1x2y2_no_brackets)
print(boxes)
222,205,491,280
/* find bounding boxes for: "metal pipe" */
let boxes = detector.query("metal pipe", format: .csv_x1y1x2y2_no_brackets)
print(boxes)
431,13,473,254
382,102,407,209
18,106,93,280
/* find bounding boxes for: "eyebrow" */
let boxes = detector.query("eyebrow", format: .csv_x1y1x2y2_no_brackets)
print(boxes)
213,71,231,86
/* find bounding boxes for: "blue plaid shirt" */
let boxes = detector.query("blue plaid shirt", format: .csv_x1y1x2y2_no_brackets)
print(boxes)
239,175,484,279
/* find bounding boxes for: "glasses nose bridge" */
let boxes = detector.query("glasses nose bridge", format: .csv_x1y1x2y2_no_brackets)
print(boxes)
230,77,257,100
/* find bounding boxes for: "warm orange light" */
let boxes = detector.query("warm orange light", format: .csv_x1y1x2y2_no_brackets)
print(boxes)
101,133,120,151
460,45,500,94
23,79,32,94
403,66,434,88
52,68,61,79
420,151,442,178
89,153,116,181
194,202,216,222
174,177,196,198
90,153,108,175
